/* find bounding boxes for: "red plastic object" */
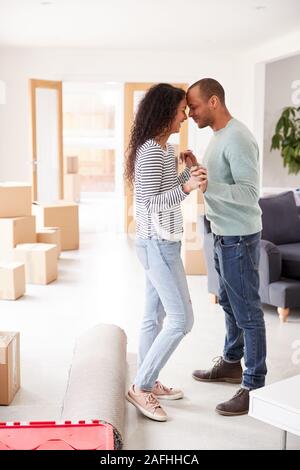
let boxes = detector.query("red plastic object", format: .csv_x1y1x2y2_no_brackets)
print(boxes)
0,420,114,450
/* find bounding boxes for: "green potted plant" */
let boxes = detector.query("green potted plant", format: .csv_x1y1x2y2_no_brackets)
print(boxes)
270,106,300,175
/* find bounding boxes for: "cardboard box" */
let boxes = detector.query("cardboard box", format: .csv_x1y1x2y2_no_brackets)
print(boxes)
181,222,207,275
0,331,20,405
181,247,207,275
37,227,61,258
0,262,26,300
13,243,58,285
64,174,80,202
59,228,79,251
66,156,79,174
0,216,36,260
0,183,32,218
32,202,79,251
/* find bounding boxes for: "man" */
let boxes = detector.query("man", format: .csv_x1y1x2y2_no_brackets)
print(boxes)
186,78,267,416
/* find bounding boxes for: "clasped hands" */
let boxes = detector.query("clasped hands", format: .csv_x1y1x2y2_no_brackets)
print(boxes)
180,150,208,194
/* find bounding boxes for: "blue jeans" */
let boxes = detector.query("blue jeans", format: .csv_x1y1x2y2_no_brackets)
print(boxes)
134,238,194,391
213,232,267,390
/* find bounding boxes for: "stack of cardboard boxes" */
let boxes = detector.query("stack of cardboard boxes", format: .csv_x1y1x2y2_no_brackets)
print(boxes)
0,184,80,405
64,156,80,202
0,183,32,299
33,201,79,251
181,188,207,275
0,183,58,289
0,184,80,293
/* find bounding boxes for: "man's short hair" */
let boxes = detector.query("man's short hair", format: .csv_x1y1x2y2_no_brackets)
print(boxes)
189,78,225,105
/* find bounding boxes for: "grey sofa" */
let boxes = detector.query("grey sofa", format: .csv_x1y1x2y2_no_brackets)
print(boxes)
201,191,300,322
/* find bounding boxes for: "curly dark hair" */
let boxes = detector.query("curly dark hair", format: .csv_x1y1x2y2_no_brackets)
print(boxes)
124,83,186,187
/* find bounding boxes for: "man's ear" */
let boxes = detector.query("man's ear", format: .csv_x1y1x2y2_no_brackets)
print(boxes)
209,95,218,110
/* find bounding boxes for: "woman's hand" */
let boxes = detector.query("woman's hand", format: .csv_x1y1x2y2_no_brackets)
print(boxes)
182,175,201,194
180,150,198,169
191,166,208,193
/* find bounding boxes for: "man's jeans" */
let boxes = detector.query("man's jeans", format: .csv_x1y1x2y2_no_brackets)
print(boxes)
213,232,267,390
134,238,194,391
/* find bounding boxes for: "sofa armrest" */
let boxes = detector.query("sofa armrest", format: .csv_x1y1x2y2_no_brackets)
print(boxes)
260,239,282,284
197,214,211,235
259,240,282,304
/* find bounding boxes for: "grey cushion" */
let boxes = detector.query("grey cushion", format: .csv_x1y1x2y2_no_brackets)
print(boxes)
259,191,300,245
277,243,300,279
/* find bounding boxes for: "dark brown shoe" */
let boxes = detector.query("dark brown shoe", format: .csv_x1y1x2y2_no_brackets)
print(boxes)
215,388,249,416
192,357,242,384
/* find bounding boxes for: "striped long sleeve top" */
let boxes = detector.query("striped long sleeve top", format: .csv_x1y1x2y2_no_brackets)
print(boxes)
134,139,190,241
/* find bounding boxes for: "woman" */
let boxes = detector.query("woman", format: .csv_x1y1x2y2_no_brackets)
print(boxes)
125,83,206,422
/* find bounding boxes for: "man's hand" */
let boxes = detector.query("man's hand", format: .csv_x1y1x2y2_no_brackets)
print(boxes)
191,166,208,193
180,150,198,169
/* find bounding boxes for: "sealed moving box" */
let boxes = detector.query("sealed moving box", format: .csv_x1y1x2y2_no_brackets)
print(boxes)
32,202,79,251
0,183,32,218
66,156,79,174
181,222,207,275
0,216,36,260
13,243,57,285
64,174,80,202
0,262,25,300
37,227,61,258
0,331,20,405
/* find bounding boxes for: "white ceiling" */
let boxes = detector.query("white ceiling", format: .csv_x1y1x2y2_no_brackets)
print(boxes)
0,0,299,51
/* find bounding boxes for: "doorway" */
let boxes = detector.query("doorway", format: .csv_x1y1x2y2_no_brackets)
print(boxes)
30,79,63,202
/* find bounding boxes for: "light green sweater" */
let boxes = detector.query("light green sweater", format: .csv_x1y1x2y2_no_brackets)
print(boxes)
202,118,262,236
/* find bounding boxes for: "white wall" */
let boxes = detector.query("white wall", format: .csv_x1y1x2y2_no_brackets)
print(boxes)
0,47,245,182
241,30,300,130
2,37,299,190
263,54,300,188
240,30,300,191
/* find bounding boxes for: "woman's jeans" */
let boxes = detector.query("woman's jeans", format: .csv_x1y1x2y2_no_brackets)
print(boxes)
213,232,267,390
134,238,194,391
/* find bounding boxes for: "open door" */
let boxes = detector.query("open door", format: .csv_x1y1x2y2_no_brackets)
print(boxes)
124,82,188,233
30,79,64,202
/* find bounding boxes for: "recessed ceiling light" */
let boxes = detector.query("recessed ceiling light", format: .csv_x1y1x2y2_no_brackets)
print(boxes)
255,5,266,10
40,1,53,5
